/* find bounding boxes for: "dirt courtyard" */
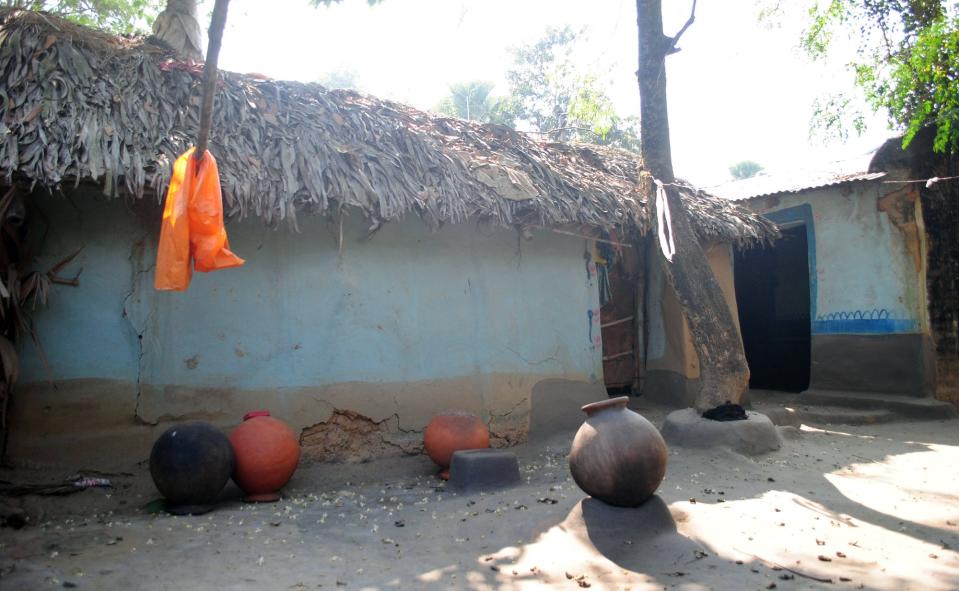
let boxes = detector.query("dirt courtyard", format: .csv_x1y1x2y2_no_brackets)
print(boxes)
2,401,958,591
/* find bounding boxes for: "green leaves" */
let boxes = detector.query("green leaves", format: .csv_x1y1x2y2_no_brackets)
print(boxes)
495,26,640,152
568,75,616,140
20,1,165,34
809,93,867,143
316,69,361,91
434,81,497,122
26,0,383,35
800,0,850,59
890,16,959,152
728,160,764,180
799,1,959,153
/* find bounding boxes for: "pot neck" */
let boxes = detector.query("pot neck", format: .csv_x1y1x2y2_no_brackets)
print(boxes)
580,396,630,417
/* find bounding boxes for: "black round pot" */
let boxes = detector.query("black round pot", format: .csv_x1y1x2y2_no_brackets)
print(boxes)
149,421,234,515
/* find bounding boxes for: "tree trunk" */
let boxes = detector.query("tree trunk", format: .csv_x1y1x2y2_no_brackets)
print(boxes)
636,0,750,410
195,0,231,158
153,0,203,60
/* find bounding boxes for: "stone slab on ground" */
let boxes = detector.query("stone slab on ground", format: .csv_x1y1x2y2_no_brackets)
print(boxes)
447,449,521,493
661,408,782,455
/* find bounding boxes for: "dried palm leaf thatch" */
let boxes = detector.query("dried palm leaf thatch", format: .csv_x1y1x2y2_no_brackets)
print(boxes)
0,9,777,245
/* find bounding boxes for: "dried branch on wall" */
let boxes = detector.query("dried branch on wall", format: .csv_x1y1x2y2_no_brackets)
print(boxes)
0,184,81,458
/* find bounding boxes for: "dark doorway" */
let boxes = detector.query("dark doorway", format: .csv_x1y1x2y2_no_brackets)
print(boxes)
734,225,811,392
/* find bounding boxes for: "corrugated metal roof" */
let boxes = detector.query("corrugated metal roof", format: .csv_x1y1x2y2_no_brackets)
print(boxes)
711,170,887,201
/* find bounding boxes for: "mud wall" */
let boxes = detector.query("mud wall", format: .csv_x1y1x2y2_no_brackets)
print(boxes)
748,180,934,396
8,191,603,467
917,157,959,404
643,241,740,407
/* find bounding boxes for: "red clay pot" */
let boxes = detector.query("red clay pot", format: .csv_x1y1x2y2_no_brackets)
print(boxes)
229,410,300,502
423,411,490,479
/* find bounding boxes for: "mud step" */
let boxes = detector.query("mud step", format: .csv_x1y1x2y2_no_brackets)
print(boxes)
800,389,958,421
759,405,897,427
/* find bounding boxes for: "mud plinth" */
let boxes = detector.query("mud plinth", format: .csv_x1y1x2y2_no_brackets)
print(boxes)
661,408,782,455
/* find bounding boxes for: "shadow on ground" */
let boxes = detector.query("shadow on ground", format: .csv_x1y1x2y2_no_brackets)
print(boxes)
2,402,959,590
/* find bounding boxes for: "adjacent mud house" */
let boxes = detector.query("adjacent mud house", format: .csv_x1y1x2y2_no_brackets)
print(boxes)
0,11,774,467
716,132,958,406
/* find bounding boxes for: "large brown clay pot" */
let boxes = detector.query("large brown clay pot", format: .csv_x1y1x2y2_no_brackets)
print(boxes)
229,410,300,502
423,411,490,479
568,396,667,507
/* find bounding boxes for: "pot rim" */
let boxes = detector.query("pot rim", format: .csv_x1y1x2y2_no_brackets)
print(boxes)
580,396,630,416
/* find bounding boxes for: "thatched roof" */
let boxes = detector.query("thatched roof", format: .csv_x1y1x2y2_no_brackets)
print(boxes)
0,9,775,244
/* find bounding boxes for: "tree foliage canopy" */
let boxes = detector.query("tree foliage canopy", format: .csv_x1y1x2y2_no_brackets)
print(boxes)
15,0,376,35
434,81,497,122
800,0,959,153
729,160,764,180
6,0,163,33
317,68,362,91
494,26,640,152
432,28,641,152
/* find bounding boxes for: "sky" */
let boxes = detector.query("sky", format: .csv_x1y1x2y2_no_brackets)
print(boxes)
202,0,894,187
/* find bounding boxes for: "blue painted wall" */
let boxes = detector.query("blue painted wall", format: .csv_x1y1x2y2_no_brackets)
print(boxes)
754,184,925,336
21,192,602,392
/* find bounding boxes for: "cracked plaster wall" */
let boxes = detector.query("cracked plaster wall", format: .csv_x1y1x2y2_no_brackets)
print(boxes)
749,181,927,335
9,191,602,466
742,180,935,396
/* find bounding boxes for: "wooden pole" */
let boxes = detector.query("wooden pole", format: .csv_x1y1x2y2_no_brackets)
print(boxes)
195,0,231,162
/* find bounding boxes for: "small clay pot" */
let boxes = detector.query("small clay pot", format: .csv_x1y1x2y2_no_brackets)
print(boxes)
568,396,667,507
423,411,490,479
149,421,234,515
229,410,301,502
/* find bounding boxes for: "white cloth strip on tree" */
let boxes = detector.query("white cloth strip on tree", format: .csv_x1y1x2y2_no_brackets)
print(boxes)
654,178,675,262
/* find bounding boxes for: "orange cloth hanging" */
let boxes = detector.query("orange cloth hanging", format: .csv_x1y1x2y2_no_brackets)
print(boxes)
155,148,244,291
154,149,193,291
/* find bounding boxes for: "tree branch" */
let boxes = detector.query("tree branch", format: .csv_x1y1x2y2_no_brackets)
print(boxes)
665,0,697,55
195,0,231,163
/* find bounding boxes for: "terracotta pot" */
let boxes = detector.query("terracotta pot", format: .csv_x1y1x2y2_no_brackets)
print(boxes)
229,410,300,502
423,411,490,479
149,421,234,515
568,396,667,507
